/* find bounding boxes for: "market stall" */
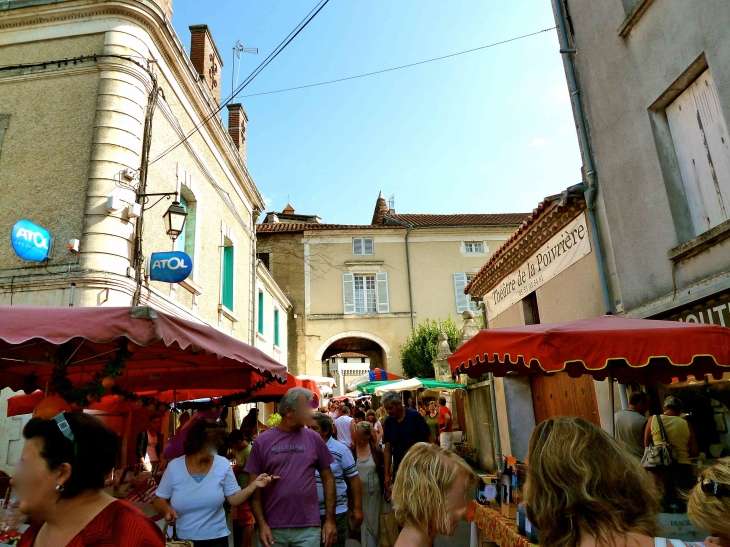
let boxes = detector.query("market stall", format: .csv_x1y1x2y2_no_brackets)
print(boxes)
449,315,730,543
0,305,288,531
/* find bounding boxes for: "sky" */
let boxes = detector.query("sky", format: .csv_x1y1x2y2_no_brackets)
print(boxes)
169,1,582,224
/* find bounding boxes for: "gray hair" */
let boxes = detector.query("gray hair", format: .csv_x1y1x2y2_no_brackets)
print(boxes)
312,412,333,437
279,387,313,416
355,420,372,435
380,391,402,406
663,396,684,413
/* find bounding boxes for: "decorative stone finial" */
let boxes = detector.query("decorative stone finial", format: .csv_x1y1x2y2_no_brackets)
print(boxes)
459,310,481,347
435,332,452,360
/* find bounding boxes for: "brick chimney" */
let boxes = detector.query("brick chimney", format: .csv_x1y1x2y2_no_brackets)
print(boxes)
189,25,223,105
227,103,247,163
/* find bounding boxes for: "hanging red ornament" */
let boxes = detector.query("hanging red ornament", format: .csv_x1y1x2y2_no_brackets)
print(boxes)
102,376,115,389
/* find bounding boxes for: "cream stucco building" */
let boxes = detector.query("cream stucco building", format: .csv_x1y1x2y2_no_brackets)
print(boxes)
0,0,276,345
256,194,527,377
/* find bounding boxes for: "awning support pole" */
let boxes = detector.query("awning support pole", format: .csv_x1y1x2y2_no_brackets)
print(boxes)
618,383,629,411
609,369,616,437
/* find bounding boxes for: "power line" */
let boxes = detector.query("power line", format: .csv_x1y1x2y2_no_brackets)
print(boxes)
150,0,331,165
236,27,557,100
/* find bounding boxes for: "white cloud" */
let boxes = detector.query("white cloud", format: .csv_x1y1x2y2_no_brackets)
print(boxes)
262,194,273,209
530,137,548,148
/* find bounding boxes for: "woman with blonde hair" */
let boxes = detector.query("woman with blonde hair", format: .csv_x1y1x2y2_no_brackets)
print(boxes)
392,442,475,546
524,417,670,547
687,457,730,547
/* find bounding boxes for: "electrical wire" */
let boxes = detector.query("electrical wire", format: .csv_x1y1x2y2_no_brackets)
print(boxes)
236,27,557,99
149,0,331,166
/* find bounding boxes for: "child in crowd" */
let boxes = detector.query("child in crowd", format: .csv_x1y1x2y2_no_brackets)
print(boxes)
687,457,730,547
391,442,475,546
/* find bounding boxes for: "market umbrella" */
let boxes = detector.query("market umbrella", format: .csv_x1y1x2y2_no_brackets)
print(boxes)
347,368,402,392
359,378,466,395
7,390,149,417
0,306,287,395
448,315,730,386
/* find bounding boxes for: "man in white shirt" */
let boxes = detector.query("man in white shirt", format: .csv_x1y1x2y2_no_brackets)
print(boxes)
136,414,162,472
311,412,363,547
334,405,353,447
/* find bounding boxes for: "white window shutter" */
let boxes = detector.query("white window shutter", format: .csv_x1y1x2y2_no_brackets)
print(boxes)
453,272,469,313
353,238,363,255
364,238,374,255
376,272,390,313
343,273,356,314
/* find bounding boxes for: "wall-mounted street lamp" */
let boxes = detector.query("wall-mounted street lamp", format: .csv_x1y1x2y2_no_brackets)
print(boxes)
162,201,187,241
136,192,188,242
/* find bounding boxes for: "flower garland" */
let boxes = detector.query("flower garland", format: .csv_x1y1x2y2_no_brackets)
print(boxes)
172,377,275,411
109,385,169,412
50,340,132,407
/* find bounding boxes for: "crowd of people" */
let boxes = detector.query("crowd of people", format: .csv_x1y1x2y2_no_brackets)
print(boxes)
5,387,730,547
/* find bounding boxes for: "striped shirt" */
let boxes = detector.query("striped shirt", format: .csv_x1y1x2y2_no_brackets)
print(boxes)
315,436,359,515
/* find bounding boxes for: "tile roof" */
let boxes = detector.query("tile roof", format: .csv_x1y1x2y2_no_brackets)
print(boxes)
388,213,529,227
256,223,404,233
464,193,581,296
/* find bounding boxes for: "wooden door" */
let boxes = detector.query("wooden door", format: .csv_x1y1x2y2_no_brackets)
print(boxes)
530,372,600,426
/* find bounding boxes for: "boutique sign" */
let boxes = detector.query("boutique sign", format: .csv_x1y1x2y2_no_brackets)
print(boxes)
11,220,53,262
486,212,592,319
149,251,192,283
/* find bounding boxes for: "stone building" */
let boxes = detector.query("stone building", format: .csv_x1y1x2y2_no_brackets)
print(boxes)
549,0,730,323
0,0,274,344
256,193,527,376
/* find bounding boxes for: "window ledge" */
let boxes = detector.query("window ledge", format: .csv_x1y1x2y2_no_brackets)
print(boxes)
256,332,266,343
345,261,384,266
618,0,657,37
179,278,202,296
668,219,730,262
218,304,238,322
273,345,281,354
308,311,415,320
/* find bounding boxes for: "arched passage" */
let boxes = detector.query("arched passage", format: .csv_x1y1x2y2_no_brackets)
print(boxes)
316,331,392,395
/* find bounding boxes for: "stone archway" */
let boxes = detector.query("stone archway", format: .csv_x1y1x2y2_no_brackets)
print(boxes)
316,331,392,395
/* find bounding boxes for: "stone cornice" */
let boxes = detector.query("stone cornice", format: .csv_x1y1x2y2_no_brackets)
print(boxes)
0,0,265,213
468,197,587,298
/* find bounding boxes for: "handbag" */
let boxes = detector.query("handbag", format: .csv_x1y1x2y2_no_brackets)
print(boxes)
641,415,676,468
164,523,193,547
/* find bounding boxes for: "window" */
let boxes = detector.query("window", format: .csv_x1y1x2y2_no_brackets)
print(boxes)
274,308,280,346
355,275,376,313
463,241,484,254
666,68,730,235
454,273,478,313
174,196,187,253
343,272,389,314
221,239,234,310
258,291,264,335
352,238,374,255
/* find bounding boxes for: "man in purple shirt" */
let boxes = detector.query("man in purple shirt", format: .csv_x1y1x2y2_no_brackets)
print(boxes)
246,388,337,547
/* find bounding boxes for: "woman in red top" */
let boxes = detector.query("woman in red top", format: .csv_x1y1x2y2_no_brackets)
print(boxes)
12,412,164,547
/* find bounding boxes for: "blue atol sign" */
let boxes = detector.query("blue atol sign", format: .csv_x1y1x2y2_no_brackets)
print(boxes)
11,220,52,262
149,251,192,283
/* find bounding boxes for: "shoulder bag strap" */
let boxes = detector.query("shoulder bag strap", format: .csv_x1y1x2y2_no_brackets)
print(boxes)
656,415,669,444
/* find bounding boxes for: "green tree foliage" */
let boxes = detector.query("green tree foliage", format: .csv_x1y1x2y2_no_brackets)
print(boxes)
399,317,462,379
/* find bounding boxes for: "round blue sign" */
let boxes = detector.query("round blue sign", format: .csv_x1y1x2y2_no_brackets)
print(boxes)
11,220,52,262
149,251,193,283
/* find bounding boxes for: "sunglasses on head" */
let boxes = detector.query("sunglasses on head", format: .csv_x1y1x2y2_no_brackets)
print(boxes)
53,412,78,461
309,399,320,409
699,478,730,497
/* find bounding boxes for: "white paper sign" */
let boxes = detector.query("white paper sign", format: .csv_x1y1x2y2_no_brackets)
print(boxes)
485,212,592,319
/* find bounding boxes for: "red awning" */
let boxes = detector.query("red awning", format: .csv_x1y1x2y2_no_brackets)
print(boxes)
448,315,730,386
7,390,148,417
133,374,321,405
0,306,287,394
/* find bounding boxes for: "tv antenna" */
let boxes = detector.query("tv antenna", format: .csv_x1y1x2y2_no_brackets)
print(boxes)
232,41,258,95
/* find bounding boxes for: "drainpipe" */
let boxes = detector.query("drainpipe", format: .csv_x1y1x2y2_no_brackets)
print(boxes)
480,302,502,469
250,208,261,345
552,0,613,317
383,216,415,329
